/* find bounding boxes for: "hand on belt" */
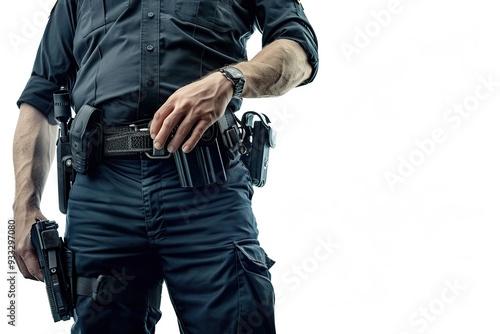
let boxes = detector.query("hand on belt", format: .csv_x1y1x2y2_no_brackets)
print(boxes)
103,122,171,159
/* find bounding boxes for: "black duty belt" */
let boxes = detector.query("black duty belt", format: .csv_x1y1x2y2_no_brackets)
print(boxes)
102,110,243,159
103,121,170,159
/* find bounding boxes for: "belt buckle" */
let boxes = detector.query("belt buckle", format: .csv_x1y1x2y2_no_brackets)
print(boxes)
144,147,172,159
128,123,172,159
128,123,149,133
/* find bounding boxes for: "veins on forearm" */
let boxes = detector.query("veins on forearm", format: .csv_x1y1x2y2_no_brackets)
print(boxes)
12,109,56,211
236,39,312,98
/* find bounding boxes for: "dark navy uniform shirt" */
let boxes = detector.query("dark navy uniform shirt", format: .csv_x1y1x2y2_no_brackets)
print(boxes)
18,0,319,125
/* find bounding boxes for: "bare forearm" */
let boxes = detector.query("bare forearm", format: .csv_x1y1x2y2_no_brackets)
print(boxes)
150,39,314,153
13,104,57,214
12,104,56,280
235,39,313,98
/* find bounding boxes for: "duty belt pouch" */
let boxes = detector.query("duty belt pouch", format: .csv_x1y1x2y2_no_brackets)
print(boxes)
69,105,103,175
173,123,228,188
241,112,276,187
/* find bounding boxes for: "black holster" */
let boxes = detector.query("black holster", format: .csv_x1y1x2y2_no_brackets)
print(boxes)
240,111,276,187
69,105,104,175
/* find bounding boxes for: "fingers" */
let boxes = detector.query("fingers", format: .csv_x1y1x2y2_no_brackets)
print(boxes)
162,116,193,153
25,252,44,282
12,212,46,282
149,103,173,141
178,119,212,153
151,107,182,152
150,72,232,152
14,253,33,280
153,112,213,154
150,101,220,153
13,220,44,281
15,249,43,281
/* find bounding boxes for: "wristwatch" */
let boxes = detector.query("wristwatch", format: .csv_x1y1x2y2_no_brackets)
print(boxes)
219,66,245,99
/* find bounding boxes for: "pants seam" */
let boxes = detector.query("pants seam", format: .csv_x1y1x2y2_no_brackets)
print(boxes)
235,245,242,334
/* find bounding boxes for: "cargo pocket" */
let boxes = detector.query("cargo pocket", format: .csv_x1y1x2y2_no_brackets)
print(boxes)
234,240,276,334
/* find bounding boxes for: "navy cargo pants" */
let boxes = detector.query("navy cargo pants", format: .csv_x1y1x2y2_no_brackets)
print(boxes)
65,155,276,334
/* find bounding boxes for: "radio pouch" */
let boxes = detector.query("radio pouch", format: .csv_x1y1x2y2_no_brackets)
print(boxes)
53,88,74,214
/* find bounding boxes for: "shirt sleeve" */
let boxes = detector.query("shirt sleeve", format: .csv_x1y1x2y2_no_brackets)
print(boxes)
17,0,78,124
254,0,319,85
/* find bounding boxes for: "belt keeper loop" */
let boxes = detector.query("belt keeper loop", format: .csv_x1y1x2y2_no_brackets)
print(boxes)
224,125,246,159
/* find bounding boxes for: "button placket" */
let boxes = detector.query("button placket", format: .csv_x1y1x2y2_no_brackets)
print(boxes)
138,0,160,114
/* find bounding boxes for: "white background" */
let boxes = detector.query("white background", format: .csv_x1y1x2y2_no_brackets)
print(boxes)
2,0,500,333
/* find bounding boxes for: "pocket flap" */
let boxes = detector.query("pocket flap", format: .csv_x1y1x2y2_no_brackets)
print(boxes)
234,240,275,270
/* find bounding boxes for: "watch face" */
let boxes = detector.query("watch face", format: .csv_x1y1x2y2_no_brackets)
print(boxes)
225,67,243,79
221,67,245,98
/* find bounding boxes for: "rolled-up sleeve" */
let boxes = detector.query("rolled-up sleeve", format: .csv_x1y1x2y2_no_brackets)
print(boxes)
254,0,319,85
17,0,78,123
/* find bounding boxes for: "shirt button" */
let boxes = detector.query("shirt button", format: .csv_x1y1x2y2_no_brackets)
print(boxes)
147,12,155,18
147,79,155,87
146,44,154,52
